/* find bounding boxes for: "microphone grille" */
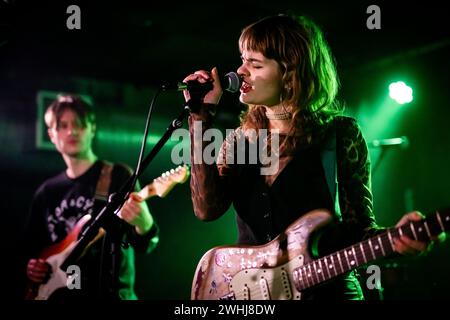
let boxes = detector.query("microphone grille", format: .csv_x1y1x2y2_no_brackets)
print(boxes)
224,72,242,93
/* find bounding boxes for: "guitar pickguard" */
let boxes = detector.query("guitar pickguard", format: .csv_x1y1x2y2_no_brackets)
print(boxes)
229,255,305,300
35,242,75,300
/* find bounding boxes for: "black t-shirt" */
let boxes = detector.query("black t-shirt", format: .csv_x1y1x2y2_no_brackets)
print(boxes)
24,160,158,300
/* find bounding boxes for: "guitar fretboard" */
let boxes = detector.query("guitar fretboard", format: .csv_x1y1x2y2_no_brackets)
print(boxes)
293,209,450,290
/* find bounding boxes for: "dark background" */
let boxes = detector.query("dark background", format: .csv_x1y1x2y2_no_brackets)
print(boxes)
0,0,449,300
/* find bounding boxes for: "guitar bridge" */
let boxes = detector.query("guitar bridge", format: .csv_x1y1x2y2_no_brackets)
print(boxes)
219,292,236,300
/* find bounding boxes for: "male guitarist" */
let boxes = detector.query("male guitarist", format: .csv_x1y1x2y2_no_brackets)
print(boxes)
23,94,159,300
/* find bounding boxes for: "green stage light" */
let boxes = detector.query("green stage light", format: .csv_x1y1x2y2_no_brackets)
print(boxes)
389,81,413,104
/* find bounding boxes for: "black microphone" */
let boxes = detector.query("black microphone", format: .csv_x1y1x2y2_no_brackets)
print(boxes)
369,136,409,149
161,72,242,94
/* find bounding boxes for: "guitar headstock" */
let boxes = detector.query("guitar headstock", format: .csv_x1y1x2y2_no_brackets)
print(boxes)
140,164,190,199
158,164,190,184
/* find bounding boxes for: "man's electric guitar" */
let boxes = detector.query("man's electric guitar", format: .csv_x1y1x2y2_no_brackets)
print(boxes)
25,165,190,300
191,207,449,300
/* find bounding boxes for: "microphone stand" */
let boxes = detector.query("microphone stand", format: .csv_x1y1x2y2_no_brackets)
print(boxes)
370,137,408,175
61,97,199,270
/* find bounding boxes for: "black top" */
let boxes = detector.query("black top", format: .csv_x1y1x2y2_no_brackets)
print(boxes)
231,117,381,251
189,109,383,300
233,144,334,245
228,118,377,299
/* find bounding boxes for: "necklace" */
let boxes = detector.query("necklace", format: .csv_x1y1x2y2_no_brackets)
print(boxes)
265,112,292,120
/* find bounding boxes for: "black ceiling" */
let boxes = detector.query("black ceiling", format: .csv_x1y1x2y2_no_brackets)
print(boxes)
1,0,449,88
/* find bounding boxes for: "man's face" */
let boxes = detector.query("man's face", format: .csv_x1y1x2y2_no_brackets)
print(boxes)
48,109,95,158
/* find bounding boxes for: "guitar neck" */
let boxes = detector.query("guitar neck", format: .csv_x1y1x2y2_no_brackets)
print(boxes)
59,181,156,270
294,209,450,290
60,165,189,270
136,180,157,200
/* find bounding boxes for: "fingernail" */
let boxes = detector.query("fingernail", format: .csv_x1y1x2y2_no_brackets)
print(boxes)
131,194,143,202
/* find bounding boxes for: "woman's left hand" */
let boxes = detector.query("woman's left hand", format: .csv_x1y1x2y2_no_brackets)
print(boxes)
393,211,446,255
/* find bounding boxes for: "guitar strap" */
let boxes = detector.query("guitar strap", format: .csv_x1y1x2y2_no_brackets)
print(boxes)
93,161,114,298
320,124,342,222
94,161,114,203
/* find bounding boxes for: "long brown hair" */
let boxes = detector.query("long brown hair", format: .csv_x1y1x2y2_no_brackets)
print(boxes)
239,14,342,147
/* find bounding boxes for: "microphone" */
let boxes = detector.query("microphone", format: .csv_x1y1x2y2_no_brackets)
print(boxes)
369,136,409,149
161,72,242,94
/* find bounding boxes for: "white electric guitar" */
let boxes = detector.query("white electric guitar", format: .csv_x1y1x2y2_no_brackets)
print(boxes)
192,207,449,300
25,165,190,300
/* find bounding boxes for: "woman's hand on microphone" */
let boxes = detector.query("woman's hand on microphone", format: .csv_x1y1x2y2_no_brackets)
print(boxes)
183,67,223,105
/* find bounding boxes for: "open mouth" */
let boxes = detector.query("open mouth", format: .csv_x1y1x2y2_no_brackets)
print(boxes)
240,81,252,93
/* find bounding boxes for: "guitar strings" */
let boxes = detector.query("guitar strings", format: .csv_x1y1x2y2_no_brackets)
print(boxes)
222,231,397,300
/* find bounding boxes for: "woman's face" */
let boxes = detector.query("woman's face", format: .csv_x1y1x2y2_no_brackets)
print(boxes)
237,49,284,108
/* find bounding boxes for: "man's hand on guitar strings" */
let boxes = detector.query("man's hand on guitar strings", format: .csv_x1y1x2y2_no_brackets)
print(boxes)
27,258,52,284
118,192,153,235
